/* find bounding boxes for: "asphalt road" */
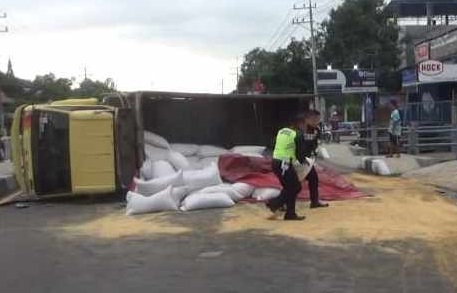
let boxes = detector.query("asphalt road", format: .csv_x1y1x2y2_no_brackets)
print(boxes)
0,198,455,293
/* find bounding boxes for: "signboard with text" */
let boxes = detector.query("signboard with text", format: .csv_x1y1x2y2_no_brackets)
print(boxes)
415,42,430,64
401,69,417,87
418,60,457,83
342,69,378,93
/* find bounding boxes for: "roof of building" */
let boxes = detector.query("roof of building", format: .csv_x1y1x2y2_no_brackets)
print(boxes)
387,0,457,17
401,25,457,44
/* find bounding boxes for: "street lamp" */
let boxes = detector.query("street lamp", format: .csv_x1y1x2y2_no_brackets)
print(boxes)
353,64,358,70
327,64,332,71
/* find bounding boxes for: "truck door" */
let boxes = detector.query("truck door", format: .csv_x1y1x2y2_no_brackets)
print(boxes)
114,108,138,192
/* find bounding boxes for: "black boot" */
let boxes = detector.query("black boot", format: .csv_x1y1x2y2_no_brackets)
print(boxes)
266,201,279,213
284,214,306,221
310,202,329,209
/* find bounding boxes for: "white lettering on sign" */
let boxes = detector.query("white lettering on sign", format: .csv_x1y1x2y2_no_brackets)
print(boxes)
419,60,444,76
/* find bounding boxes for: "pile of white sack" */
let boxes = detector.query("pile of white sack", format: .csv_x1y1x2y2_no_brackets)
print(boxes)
126,131,276,216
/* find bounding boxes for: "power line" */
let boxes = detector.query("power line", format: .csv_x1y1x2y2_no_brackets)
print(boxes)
265,8,294,49
293,0,319,111
268,23,294,51
277,25,300,49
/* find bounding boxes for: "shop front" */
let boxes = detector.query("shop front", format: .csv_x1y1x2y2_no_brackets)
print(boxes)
402,59,457,124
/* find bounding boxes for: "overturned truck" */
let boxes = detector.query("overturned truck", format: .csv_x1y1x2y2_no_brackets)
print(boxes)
107,91,313,167
10,92,311,201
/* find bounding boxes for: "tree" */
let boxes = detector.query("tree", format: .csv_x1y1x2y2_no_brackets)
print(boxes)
73,78,116,98
238,39,313,94
319,0,401,90
32,73,73,102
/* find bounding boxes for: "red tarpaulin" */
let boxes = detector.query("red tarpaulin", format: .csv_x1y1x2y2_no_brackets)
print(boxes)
218,154,365,201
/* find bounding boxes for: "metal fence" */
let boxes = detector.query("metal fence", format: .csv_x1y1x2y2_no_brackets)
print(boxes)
332,125,457,156
404,101,454,125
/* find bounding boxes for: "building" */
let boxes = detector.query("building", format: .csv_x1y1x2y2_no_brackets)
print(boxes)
387,0,457,125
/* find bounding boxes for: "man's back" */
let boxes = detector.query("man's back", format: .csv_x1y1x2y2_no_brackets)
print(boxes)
389,108,402,136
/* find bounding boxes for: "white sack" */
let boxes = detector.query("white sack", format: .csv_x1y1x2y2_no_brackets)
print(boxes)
126,191,136,202
171,186,190,205
197,184,245,202
232,182,255,198
144,131,170,149
293,158,315,181
372,159,391,176
134,171,184,196
126,187,178,216
183,163,223,192
236,153,264,158
197,145,229,158
168,151,192,171
252,188,281,201
318,147,330,159
187,156,204,170
199,156,219,167
140,159,154,180
144,144,170,162
180,192,235,212
150,160,176,178
171,143,199,157
231,145,266,155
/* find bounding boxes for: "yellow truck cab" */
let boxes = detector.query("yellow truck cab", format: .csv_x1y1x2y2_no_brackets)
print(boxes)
11,98,138,198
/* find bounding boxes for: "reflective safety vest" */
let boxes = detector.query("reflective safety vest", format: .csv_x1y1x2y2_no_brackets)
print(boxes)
273,128,297,161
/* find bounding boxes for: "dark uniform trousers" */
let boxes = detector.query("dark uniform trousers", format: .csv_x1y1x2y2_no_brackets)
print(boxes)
270,159,319,216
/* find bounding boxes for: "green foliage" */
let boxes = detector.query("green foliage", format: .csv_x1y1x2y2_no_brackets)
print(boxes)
239,0,402,94
73,78,116,98
32,73,73,102
0,71,117,111
320,0,401,91
238,40,313,94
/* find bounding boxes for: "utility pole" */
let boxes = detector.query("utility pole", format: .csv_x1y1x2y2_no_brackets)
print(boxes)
236,58,240,95
293,0,319,111
231,56,241,94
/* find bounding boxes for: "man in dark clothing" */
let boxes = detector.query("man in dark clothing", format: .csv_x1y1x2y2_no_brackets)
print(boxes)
266,111,328,221
297,110,329,209
266,113,306,221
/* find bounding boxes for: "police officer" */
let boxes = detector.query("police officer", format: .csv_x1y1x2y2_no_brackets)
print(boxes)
266,113,307,221
266,111,329,221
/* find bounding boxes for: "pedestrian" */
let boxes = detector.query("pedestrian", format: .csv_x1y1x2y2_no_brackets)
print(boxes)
330,109,340,143
387,100,402,158
298,110,329,209
266,110,328,221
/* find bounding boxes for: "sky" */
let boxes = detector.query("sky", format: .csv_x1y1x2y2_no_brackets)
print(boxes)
0,0,341,93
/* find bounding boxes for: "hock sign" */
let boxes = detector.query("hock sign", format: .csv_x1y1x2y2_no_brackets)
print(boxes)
418,60,457,83
419,60,444,76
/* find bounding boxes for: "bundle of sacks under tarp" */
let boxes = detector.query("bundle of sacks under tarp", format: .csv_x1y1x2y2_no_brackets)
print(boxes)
126,131,270,216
